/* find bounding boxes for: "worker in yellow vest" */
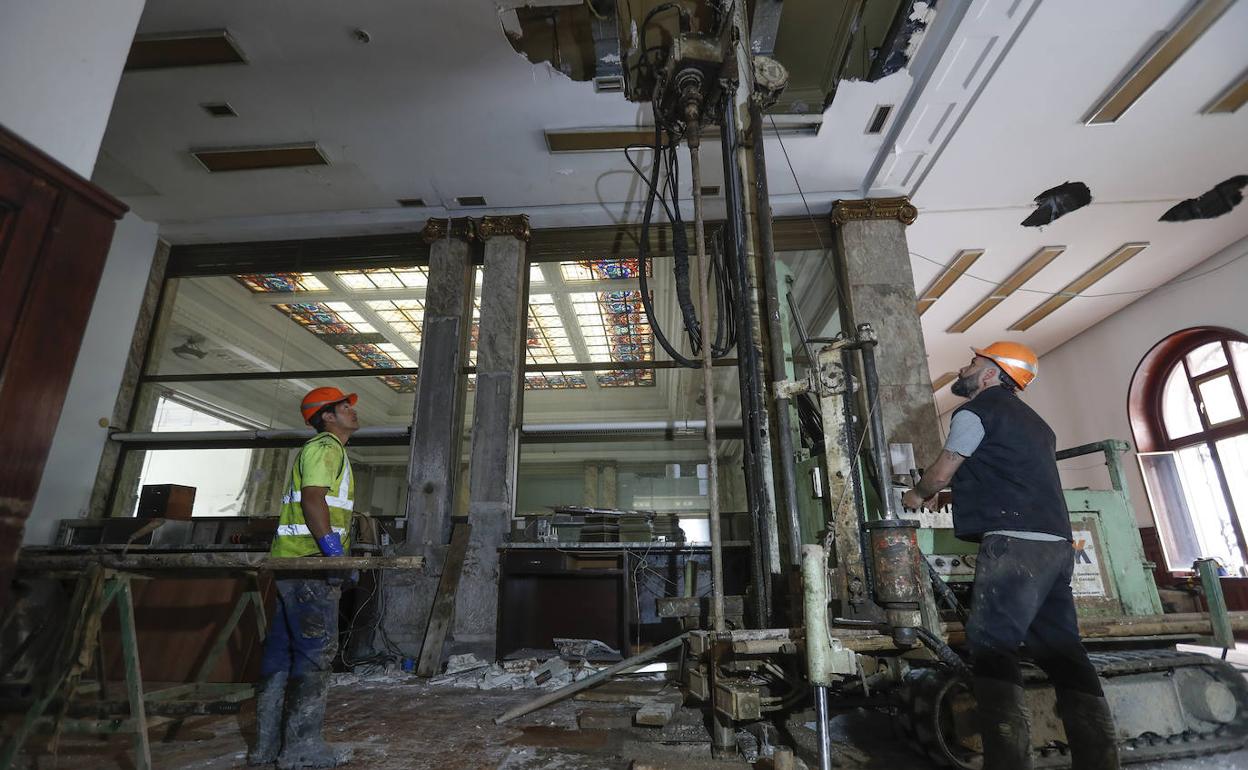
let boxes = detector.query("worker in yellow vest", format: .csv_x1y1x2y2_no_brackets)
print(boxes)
249,387,358,769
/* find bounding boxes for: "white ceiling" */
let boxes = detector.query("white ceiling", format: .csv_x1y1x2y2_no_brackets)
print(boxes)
98,0,1248,423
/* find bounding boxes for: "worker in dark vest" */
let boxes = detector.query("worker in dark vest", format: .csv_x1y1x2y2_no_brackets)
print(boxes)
249,387,358,769
902,342,1119,770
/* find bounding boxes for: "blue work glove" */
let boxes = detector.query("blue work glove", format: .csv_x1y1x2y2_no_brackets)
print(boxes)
315,532,344,557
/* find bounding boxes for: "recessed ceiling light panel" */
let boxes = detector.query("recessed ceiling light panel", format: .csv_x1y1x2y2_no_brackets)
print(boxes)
1008,243,1148,331
1085,0,1234,124
126,29,247,71
192,143,328,172
916,249,982,316
947,246,1064,333
1203,68,1248,114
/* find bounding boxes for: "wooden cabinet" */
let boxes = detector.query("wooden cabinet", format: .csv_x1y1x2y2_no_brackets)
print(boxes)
0,125,127,607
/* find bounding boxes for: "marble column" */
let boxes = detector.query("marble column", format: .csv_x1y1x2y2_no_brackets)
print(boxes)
451,215,531,651
830,197,942,465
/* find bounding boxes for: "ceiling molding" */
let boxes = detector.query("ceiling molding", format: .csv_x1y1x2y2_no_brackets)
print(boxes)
1203,67,1248,114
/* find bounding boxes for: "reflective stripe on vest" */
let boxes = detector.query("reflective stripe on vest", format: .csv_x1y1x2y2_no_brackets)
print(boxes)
272,433,354,557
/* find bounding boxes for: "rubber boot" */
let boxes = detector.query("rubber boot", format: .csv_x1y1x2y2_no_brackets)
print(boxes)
276,672,353,769
1055,689,1120,770
248,671,288,766
974,677,1032,770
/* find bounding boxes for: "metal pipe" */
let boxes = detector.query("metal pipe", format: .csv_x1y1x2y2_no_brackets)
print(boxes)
141,357,741,385
492,633,688,724
784,282,818,374
856,325,897,520
688,117,726,634
751,99,803,569
110,420,748,447
721,85,771,626
814,684,833,770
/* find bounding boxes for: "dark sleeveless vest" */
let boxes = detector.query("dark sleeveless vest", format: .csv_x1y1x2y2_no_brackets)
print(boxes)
950,386,1072,542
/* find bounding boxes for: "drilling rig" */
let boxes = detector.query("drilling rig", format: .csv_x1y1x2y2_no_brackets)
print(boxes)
500,2,1248,766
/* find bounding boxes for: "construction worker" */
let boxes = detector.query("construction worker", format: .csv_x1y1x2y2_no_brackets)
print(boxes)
902,343,1118,770
249,387,359,769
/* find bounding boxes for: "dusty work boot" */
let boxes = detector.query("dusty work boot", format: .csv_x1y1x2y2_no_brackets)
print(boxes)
276,672,353,769
974,676,1033,770
1055,689,1121,770
248,671,288,765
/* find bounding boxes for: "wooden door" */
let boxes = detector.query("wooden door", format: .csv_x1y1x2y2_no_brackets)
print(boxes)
0,127,127,607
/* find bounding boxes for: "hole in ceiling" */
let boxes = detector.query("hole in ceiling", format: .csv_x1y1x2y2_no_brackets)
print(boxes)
200,102,237,118
1020,181,1092,228
397,198,427,208
866,105,893,134
1160,175,1248,222
456,195,488,207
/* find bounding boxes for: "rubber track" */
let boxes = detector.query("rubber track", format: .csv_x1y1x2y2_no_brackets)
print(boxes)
895,651,1248,768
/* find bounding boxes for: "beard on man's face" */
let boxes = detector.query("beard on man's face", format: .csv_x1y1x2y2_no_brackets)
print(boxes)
950,371,980,398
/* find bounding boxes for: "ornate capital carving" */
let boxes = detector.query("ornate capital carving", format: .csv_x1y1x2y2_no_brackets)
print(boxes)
830,196,918,226
477,214,531,242
420,217,478,244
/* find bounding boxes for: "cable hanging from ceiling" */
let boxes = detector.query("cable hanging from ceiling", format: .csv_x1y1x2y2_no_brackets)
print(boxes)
626,2,736,370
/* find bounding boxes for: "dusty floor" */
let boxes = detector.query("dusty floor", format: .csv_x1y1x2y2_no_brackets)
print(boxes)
13,676,1248,770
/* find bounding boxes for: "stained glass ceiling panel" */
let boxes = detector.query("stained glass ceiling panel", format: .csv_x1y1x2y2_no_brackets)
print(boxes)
233,267,654,392
560,258,651,282
235,273,327,293
335,267,429,290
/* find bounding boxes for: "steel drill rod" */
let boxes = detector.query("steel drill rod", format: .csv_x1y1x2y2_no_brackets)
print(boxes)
689,121,726,633
857,335,898,520
751,99,804,569
492,633,688,724
721,86,771,626
814,684,833,770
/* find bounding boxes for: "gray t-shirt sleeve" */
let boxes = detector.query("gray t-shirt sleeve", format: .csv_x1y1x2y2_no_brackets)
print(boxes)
945,410,985,457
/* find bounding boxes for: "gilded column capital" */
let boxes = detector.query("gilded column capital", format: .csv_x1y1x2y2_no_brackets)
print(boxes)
420,217,478,244
477,214,531,242
830,196,918,226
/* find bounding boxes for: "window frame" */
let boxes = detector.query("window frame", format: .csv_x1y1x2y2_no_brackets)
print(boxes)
1130,327,1248,571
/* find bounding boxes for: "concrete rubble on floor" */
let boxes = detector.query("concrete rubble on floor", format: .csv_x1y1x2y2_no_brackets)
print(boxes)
428,652,613,691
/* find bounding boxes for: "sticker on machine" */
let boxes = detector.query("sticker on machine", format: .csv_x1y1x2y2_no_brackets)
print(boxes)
1071,529,1106,597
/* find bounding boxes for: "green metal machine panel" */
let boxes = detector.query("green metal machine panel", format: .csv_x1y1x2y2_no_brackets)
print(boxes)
1066,489,1163,618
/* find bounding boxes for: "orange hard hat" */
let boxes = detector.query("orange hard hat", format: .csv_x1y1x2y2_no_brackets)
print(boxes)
300,387,358,423
972,341,1039,390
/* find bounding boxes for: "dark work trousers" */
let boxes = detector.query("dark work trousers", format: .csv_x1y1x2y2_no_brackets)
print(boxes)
965,535,1102,695
260,576,341,679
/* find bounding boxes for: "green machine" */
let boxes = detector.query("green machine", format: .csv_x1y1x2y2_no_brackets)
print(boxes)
681,332,1248,769
917,440,1163,621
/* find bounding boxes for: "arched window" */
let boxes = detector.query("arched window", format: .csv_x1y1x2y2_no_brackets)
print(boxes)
1130,328,1248,574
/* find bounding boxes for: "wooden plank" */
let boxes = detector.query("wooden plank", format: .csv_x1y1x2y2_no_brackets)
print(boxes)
416,523,472,676
115,581,152,770
633,691,683,727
